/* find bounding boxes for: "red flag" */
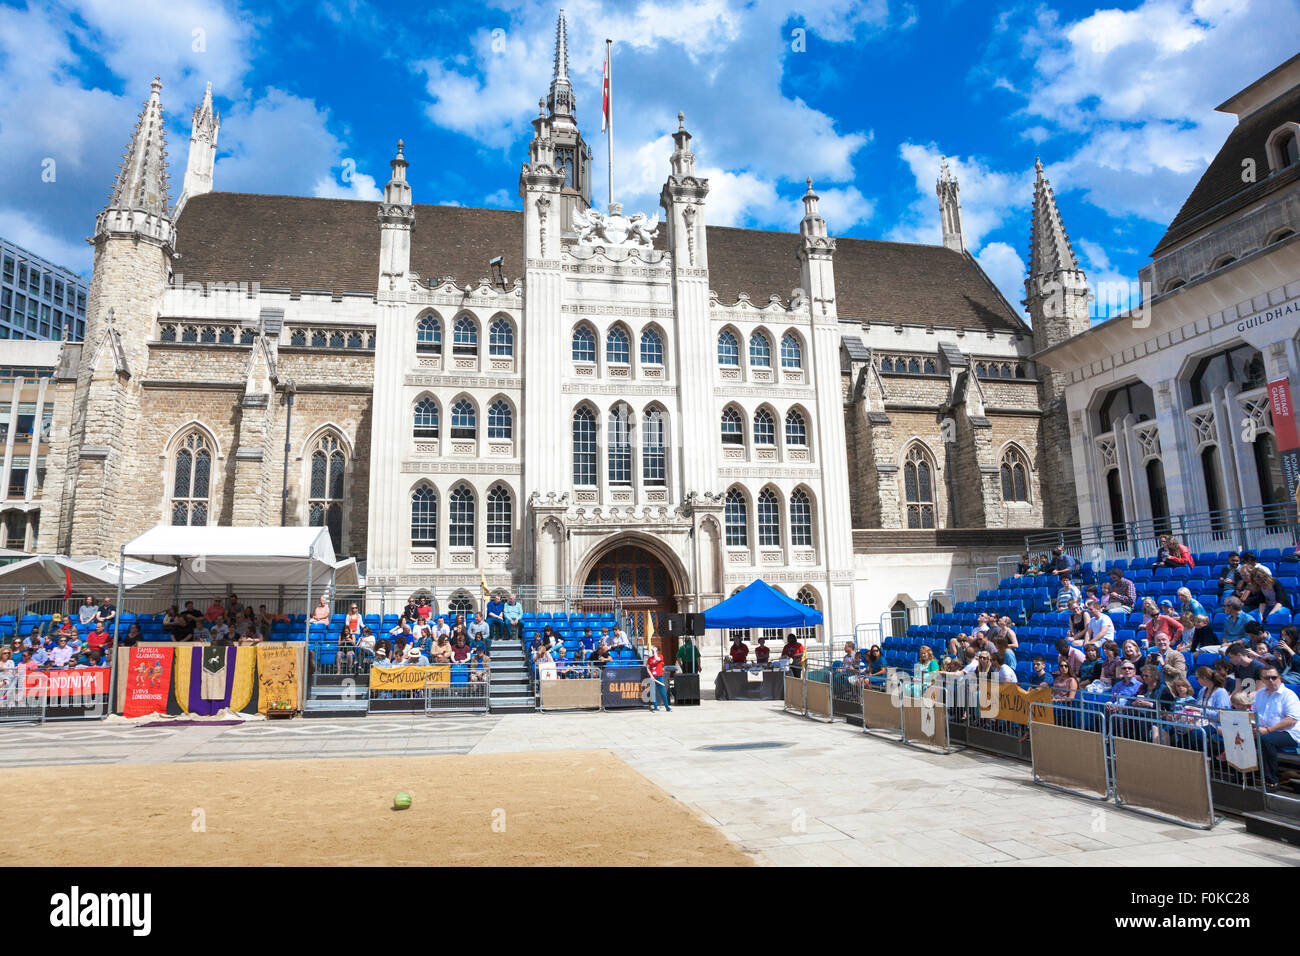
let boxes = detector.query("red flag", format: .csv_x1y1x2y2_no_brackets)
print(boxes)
64,566,72,600
601,43,611,133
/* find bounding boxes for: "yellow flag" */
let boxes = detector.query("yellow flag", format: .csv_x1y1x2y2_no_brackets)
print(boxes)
646,611,655,641
480,570,490,602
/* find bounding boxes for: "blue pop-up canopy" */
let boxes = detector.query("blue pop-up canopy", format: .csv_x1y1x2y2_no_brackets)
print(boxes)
702,579,824,629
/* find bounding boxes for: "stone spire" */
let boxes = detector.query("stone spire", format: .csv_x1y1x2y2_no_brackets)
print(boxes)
936,156,965,253
548,9,575,122
176,81,220,219
799,177,830,242
1027,157,1082,279
96,76,173,245
669,111,697,179
378,139,415,289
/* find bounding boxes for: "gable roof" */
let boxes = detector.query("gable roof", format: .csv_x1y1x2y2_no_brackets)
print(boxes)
1152,83,1300,256
174,191,1027,332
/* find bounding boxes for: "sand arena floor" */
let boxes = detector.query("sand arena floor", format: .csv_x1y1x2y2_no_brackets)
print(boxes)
0,749,753,867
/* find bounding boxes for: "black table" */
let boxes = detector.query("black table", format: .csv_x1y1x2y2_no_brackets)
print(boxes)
714,668,785,701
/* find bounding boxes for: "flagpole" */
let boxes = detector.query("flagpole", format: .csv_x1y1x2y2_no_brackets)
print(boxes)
606,38,613,210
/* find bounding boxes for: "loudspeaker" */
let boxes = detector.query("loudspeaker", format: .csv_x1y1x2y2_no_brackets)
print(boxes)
663,613,686,637
685,612,706,636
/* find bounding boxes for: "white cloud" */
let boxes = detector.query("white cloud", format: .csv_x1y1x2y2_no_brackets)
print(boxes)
0,209,93,276
989,0,1300,224
975,241,1026,318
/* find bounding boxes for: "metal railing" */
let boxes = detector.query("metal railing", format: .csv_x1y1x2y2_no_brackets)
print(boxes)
1024,503,1299,569
0,670,46,724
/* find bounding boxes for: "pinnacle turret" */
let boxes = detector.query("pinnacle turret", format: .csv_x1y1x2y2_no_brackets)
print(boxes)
96,76,174,246
1028,157,1082,277
548,9,575,122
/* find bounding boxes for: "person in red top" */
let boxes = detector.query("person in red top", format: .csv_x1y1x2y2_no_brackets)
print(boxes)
728,635,749,667
205,598,227,624
781,633,804,676
647,646,670,711
1141,598,1185,647
754,635,771,665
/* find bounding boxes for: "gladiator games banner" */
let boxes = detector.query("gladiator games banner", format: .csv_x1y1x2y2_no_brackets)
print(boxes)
123,646,174,718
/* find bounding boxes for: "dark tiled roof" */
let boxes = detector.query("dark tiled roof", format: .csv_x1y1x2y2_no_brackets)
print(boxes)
174,191,1026,331
1153,84,1300,256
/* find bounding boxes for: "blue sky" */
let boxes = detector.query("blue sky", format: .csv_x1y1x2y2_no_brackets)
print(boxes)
1,0,1297,318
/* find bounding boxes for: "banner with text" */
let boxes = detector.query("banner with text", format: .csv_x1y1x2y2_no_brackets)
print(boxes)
1268,377,1300,503
980,681,1053,726
23,667,110,701
601,664,648,709
369,664,450,692
123,647,174,718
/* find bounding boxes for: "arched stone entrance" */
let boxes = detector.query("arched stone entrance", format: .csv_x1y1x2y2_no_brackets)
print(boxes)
580,538,682,660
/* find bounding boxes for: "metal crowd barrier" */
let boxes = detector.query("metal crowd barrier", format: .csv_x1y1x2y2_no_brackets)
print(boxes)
0,671,46,724
365,664,490,715
858,671,962,754
782,652,834,723
945,678,1034,762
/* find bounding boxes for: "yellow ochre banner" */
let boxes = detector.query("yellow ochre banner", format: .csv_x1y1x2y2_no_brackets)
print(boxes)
256,644,301,714
369,664,450,691
979,681,1053,726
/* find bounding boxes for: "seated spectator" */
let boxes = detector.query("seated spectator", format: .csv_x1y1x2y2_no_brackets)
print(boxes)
1051,661,1077,700
310,594,330,625
401,596,420,624
993,635,1016,670
451,634,472,663
1065,599,1087,642
1015,552,1034,576
1049,545,1078,575
1193,666,1231,717
417,597,434,622
86,622,113,654
504,593,524,643
839,641,862,687
1056,638,1084,678
1220,596,1257,646
1142,598,1184,649
1150,630,1187,683
947,632,969,658
1056,572,1081,610
1241,551,1272,578
373,647,392,667
534,642,557,680
0,647,13,675
973,613,992,636
343,603,362,637
728,635,750,667
403,643,426,666
485,592,507,644
1106,567,1137,612
94,596,116,626
1176,588,1205,619
122,623,143,647
608,625,631,650
865,646,886,678
433,616,451,641
237,624,262,647
49,635,76,668
589,641,612,667
77,596,99,627
754,635,771,665
1082,601,1114,648
468,628,489,660
1218,552,1245,595
1079,643,1104,684
163,605,189,641
207,597,228,624
1120,639,1144,671
76,646,107,669
467,613,491,654
1028,656,1052,689
1274,626,1300,685
357,626,376,652
917,644,939,675
1227,641,1265,691
469,648,490,683
552,641,571,674
430,634,454,664
989,651,1017,683
1244,568,1292,622
1156,535,1195,569
1254,639,1278,666
994,616,1018,648
1106,661,1144,706
1251,664,1300,789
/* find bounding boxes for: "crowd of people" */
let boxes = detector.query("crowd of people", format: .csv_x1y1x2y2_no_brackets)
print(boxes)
723,632,808,672
529,621,636,679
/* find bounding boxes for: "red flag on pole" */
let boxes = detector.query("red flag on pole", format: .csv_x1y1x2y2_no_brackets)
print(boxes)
64,566,72,600
601,42,611,133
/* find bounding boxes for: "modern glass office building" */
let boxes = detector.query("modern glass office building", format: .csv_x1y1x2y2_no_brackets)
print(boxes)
0,237,88,341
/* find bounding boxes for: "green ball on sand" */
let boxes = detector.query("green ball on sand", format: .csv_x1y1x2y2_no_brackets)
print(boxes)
393,792,412,811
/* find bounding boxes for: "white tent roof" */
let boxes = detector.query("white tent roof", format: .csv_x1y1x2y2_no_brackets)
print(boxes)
122,526,351,588
0,554,174,592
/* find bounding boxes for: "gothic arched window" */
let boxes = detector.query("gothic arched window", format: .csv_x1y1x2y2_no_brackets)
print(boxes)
753,408,775,445
171,431,212,526
487,485,512,547
757,489,781,547
640,328,664,366
785,409,807,447
413,396,439,439
573,407,597,485
749,331,772,367
450,399,476,440
643,407,665,486
790,489,812,546
308,433,346,554
780,333,802,369
608,406,632,485
606,327,630,365
488,317,514,357
572,325,596,363
487,399,513,440
410,483,437,547
1000,447,1030,503
416,314,442,354
724,488,748,547
449,484,475,548
720,406,743,445
718,330,739,366
452,315,478,355
903,444,936,529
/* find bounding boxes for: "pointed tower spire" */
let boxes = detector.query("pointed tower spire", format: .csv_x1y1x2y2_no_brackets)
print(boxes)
176,81,221,219
96,76,173,245
378,138,415,289
936,156,965,253
548,9,575,123
1028,157,1081,276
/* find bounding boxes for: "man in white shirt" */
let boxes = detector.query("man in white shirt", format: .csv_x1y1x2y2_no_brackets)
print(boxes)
433,616,451,641
1252,664,1300,788
608,626,631,650
1083,601,1114,647
973,613,992,637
